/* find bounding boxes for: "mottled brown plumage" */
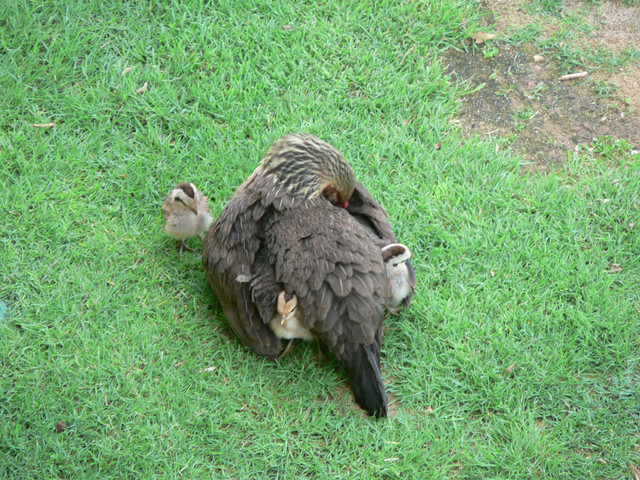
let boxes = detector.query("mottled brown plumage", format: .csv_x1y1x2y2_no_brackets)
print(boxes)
202,133,409,418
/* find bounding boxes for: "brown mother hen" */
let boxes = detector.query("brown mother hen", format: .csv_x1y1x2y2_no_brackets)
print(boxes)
202,133,412,418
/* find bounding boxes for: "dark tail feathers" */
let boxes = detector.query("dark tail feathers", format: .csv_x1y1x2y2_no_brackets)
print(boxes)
340,342,388,418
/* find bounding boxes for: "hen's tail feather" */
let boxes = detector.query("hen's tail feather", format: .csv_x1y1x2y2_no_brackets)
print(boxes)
340,341,388,418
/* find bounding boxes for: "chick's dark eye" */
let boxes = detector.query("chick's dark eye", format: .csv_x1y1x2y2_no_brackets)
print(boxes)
175,197,185,205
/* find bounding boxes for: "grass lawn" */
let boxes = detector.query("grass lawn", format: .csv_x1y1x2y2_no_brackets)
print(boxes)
1,0,639,478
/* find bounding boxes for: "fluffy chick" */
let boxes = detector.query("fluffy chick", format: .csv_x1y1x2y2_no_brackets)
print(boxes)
381,243,417,314
162,182,213,258
269,291,313,357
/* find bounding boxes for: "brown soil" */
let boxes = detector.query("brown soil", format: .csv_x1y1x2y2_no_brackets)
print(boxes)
442,0,640,170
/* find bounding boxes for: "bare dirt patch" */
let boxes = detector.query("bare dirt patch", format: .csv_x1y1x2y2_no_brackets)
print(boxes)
578,0,640,53
443,0,640,169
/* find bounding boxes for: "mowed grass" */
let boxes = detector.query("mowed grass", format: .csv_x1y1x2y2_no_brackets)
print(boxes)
1,1,639,478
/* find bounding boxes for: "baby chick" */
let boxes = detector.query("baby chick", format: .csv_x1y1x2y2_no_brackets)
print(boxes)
269,291,313,357
381,243,417,314
162,182,213,258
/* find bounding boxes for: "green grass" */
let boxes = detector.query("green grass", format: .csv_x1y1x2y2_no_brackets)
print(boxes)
2,1,640,479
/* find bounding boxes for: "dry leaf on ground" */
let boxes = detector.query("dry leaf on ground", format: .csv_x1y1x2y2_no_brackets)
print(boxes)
469,32,498,44
503,362,516,374
135,82,149,94
198,366,217,373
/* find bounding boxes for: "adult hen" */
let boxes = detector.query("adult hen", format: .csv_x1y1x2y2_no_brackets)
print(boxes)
203,133,392,417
